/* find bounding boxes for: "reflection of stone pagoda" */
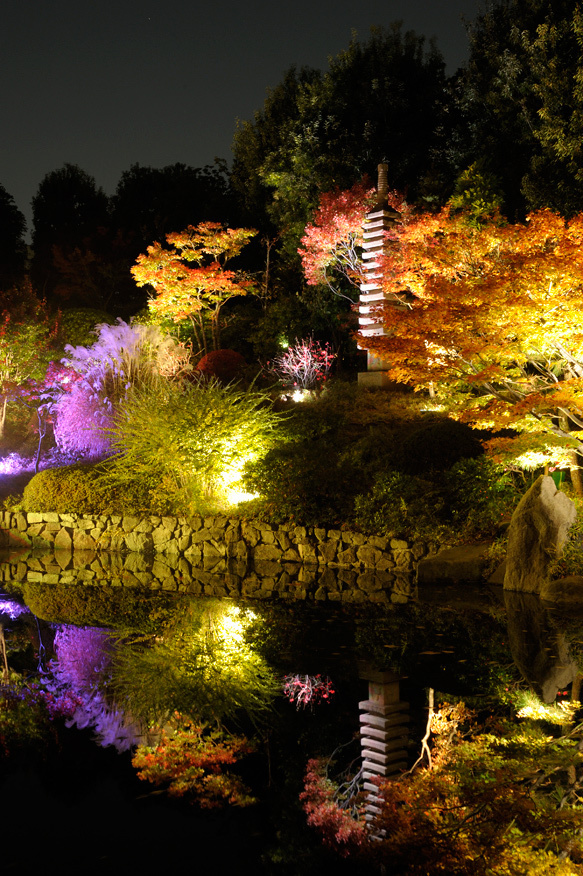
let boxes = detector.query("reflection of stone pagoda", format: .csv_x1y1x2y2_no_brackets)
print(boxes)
359,666,409,825
357,163,401,387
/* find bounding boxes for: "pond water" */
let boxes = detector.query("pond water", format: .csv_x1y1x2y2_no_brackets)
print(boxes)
1,552,581,875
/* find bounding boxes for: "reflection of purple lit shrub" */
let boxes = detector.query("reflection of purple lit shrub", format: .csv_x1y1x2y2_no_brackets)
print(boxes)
283,673,335,710
50,625,112,691
39,687,83,720
0,598,29,619
45,625,141,751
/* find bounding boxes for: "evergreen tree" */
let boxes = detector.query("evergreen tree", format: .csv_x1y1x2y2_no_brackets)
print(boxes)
459,0,583,218
0,182,27,288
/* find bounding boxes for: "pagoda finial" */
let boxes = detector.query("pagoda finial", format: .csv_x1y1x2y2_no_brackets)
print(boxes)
376,162,389,208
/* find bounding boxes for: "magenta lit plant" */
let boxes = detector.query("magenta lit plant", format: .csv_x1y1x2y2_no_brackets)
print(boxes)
43,625,142,751
283,673,335,710
269,338,336,392
54,320,192,460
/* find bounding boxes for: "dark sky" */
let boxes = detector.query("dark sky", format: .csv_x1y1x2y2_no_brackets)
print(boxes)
1,0,483,234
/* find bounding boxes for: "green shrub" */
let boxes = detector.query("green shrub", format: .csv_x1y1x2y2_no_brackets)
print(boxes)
354,457,519,540
57,308,115,348
354,471,447,538
445,457,520,535
243,440,356,526
22,463,168,515
397,417,483,474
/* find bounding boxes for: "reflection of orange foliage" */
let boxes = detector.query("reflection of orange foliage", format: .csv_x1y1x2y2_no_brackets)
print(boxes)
302,702,583,873
132,717,255,808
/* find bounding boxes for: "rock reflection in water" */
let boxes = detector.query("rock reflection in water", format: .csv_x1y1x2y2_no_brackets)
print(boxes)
504,589,581,702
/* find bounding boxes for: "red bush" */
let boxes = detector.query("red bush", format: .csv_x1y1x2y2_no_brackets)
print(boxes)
195,349,247,384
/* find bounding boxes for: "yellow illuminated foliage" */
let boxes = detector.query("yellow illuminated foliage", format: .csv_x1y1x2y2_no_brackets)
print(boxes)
132,222,256,354
359,208,583,462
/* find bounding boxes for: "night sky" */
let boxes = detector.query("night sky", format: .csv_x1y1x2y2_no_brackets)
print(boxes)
1,0,483,233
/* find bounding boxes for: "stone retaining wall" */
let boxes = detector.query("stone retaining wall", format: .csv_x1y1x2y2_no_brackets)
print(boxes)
0,509,438,576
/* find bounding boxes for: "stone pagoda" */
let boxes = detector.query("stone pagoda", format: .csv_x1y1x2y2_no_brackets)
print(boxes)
357,162,401,387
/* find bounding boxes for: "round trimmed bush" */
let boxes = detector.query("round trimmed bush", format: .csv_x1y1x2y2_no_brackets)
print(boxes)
195,349,247,384
22,581,186,632
22,463,157,515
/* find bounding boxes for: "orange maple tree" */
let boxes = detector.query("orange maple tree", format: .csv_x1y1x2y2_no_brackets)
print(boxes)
132,222,257,354
358,207,583,474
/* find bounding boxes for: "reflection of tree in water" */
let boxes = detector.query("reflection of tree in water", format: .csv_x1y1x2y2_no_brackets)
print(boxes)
111,599,279,727
504,591,581,703
353,602,512,698
45,625,143,750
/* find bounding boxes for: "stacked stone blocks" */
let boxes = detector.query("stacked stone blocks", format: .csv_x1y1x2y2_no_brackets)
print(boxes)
359,670,409,825
0,510,442,601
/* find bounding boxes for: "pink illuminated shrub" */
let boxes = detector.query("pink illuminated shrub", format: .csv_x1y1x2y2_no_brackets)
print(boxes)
269,338,336,392
282,674,335,710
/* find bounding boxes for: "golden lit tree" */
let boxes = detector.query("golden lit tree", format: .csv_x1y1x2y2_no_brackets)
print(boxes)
357,207,583,482
131,222,256,354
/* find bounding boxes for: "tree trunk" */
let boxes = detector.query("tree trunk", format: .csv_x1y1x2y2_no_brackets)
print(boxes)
558,411,583,496
0,396,7,439
569,450,583,497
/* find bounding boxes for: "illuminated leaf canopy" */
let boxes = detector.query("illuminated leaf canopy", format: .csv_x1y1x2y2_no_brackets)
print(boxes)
355,207,583,463
132,222,257,354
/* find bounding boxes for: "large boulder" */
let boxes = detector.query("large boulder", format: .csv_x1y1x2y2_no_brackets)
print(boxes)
504,475,576,593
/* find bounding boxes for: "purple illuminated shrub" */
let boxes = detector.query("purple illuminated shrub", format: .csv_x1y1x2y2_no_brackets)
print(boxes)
54,319,192,460
53,382,114,459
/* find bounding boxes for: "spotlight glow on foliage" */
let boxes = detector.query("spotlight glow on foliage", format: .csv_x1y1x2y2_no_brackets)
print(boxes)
210,605,256,654
112,599,277,726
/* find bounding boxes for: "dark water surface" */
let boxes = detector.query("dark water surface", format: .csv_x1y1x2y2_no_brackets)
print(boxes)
1,563,580,875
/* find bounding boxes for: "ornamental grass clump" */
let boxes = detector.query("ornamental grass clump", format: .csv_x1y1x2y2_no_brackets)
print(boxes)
99,374,280,514
54,319,191,460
